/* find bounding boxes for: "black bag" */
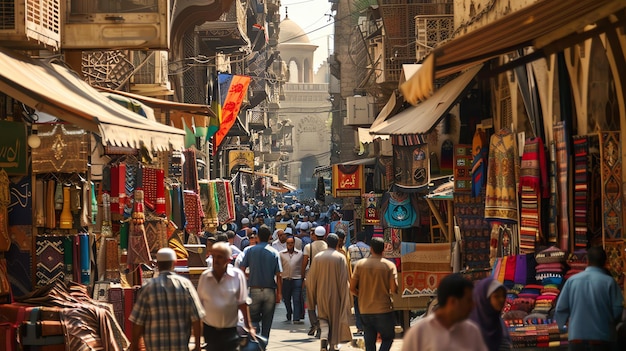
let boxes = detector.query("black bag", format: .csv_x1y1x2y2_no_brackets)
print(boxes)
238,326,267,351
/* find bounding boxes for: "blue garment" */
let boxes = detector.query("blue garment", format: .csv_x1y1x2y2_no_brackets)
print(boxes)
240,242,282,288
361,312,395,351
282,278,303,322
555,266,624,342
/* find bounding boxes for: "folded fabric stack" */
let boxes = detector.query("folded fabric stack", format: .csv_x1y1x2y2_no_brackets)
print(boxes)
565,249,587,280
532,284,560,314
504,284,524,313
535,246,566,285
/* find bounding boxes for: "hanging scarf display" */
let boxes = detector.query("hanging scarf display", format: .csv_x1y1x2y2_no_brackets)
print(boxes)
518,137,548,252
199,181,218,228
554,122,571,249
572,136,589,248
215,180,231,224
471,129,488,197
183,148,199,193
485,128,518,223
183,190,204,236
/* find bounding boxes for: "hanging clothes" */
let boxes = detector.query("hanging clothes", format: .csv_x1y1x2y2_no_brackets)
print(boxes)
518,137,548,252
485,128,518,223
471,128,488,197
380,192,419,229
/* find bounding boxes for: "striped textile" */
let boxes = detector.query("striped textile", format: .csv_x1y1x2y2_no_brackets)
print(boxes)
553,122,570,250
572,136,588,248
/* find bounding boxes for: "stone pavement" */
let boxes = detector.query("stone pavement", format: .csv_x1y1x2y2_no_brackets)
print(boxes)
266,302,405,351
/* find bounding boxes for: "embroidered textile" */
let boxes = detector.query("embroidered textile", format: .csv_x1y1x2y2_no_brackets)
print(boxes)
600,131,623,239
381,192,418,229
35,236,65,287
554,122,571,249
362,193,381,225
454,192,491,269
485,129,518,222
605,240,625,287
105,238,120,280
400,242,452,296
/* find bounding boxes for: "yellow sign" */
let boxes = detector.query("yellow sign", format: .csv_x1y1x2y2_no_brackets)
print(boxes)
228,150,254,175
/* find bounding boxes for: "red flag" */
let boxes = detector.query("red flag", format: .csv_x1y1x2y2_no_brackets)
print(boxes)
213,74,251,153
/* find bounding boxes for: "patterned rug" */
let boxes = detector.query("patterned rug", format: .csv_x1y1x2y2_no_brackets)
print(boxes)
454,193,491,270
554,122,571,250
36,236,65,287
600,131,622,239
400,243,452,296
485,129,518,222
573,136,588,248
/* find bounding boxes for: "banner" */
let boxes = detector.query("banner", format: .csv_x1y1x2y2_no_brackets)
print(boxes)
213,74,251,153
393,143,429,189
0,121,27,175
362,193,381,225
332,165,364,197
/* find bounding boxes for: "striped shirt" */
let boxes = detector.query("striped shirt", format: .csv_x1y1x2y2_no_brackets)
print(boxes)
129,271,205,351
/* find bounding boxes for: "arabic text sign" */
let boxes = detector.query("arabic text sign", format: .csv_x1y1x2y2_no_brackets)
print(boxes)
332,164,364,197
0,120,27,175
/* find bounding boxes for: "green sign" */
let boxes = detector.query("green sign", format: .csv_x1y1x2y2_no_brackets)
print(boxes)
0,120,27,175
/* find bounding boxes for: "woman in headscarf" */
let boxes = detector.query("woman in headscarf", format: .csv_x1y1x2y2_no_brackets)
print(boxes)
469,278,512,351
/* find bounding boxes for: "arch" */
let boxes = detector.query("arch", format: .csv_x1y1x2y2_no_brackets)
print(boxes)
587,37,619,131
303,58,311,83
288,59,300,83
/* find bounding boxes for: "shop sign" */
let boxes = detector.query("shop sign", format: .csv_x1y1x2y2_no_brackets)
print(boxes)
0,120,27,175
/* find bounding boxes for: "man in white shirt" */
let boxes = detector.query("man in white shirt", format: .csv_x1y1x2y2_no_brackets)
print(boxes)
279,236,304,324
272,229,287,252
401,274,487,351
302,226,329,337
197,242,255,351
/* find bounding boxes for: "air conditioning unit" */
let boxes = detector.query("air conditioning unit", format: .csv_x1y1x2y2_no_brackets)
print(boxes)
345,96,375,126
62,0,169,50
0,0,61,50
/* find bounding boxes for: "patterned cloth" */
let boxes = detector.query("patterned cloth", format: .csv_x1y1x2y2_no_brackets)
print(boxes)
471,129,488,197
35,236,65,287
600,131,623,239
183,191,204,236
547,141,558,243
454,192,491,269
554,122,570,250
485,129,518,222
573,136,589,248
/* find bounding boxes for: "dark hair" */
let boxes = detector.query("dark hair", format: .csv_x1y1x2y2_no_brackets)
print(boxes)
371,237,384,254
258,225,272,242
437,273,473,307
587,246,607,267
326,233,339,249
356,231,366,242
225,230,236,239
335,229,346,240
216,233,229,243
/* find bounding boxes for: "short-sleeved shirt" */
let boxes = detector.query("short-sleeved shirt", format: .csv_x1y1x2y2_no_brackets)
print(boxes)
240,242,282,288
129,271,205,351
303,240,328,269
197,265,249,328
348,242,371,268
352,257,397,314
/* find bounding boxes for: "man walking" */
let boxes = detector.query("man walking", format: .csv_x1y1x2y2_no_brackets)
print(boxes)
555,246,624,350
401,273,487,351
129,248,205,351
350,237,397,351
240,225,283,339
306,234,352,351
197,242,255,351
279,236,304,324
348,231,371,335
302,226,328,336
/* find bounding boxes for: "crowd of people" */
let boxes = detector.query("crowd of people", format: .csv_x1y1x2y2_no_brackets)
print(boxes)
126,201,626,351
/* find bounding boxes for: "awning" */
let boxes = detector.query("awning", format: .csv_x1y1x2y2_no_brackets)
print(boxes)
372,64,482,135
358,127,389,144
370,90,403,130
0,48,184,152
402,0,626,104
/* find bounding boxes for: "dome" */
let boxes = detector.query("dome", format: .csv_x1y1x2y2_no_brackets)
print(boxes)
279,17,311,45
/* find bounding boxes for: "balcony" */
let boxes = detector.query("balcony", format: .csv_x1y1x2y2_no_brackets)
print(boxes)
415,15,453,62
196,0,249,54
0,0,61,50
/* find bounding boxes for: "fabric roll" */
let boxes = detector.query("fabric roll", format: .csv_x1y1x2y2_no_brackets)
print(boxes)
90,182,98,225
119,221,129,250
79,233,91,284
54,182,63,210
73,235,80,282
155,169,166,216
35,179,45,227
105,238,120,280
46,180,56,229
62,236,73,282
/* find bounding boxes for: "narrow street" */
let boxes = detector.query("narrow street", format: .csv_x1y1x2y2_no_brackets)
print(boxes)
266,302,405,351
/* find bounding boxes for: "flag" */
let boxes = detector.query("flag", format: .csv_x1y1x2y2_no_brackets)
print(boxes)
213,74,251,153
207,75,222,140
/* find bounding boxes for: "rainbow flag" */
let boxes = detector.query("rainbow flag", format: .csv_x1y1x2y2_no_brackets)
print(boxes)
212,74,250,153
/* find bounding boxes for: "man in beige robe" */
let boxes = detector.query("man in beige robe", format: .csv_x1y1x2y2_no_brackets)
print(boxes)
306,233,352,351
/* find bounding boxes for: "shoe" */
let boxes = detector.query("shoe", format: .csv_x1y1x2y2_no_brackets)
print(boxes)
286,314,291,322
308,326,316,336
293,320,304,324
320,338,328,351
353,330,364,337
315,327,321,339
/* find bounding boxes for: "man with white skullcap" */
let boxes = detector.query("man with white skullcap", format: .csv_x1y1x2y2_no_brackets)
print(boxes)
130,248,205,351
301,226,328,337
